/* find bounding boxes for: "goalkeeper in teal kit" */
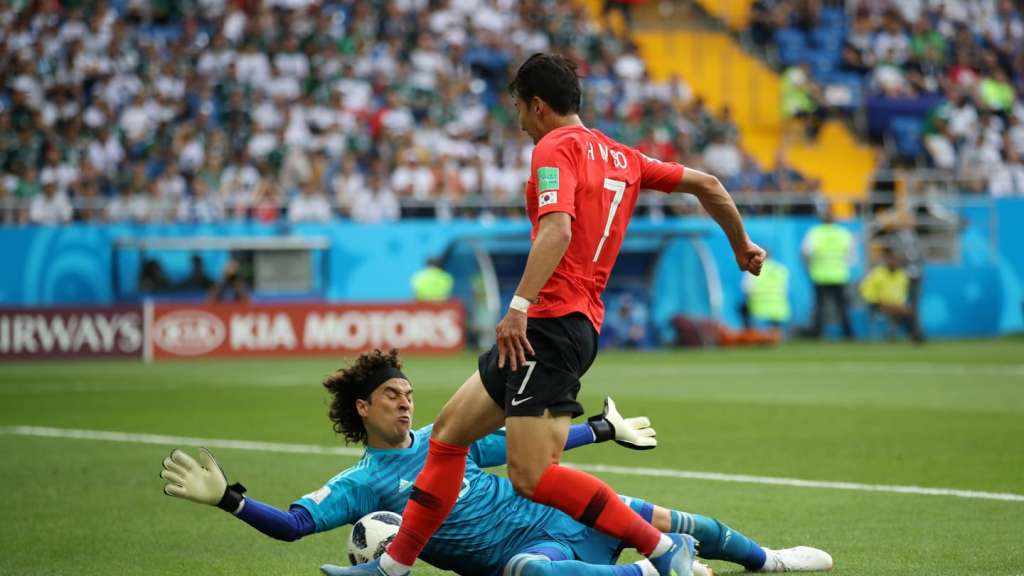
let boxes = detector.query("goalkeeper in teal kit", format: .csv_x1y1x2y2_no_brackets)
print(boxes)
160,350,831,574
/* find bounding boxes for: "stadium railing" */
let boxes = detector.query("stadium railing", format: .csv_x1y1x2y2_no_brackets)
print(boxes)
0,181,1001,231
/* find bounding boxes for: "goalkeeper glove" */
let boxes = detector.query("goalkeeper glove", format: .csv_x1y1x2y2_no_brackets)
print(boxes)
587,397,657,450
160,447,247,513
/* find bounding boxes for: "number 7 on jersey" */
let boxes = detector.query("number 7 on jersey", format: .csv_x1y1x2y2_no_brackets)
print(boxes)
593,178,626,262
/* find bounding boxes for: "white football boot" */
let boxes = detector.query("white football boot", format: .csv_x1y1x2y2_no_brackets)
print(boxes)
759,546,833,572
692,560,715,576
635,558,714,576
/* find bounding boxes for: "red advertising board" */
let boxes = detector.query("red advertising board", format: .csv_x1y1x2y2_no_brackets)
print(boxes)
146,301,465,360
0,306,144,359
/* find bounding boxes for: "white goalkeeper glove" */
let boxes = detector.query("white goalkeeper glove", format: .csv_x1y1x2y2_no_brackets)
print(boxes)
160,447,247,513
587,397,657,450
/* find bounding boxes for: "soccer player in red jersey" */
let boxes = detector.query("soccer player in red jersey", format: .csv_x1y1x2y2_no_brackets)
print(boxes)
339,53,767,576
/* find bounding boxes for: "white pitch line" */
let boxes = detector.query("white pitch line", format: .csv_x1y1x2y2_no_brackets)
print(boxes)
2,425,1023,503
0,425,363,457
569,463,1024,503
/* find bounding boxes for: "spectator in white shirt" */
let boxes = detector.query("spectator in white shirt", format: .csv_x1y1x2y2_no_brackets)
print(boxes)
222,4,247,43
38,145,79,197
288,181,333,223
29,179,73,225
924,117,958,170
177,179,224,223
197,33,235,77
273,35,310,78
332,156,365,216
220,149,261,207
120,91,156,145
351,170,400,224
988,145,1024,197
702,132,744,181
143,180,177,223
235,41,272,87
391,153,436,201
156,161,187,203
87,126,124,178
872,11,911,65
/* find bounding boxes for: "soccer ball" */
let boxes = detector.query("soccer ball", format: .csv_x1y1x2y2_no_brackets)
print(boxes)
347,511,402,565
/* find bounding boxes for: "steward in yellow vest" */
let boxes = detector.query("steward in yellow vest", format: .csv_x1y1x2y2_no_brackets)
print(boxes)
745,259,790,325
411,258,454,302
802,210,855,339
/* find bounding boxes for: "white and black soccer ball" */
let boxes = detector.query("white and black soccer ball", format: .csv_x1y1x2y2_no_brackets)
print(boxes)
347,511,402,565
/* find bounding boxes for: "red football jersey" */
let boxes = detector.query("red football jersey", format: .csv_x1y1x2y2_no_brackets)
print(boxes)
524,125,685,331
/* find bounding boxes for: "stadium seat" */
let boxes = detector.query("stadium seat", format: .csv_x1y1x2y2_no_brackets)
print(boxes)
889,116,924,159
774,28,807,57
818,7,846,30
811,27,844,53
808,52,838,76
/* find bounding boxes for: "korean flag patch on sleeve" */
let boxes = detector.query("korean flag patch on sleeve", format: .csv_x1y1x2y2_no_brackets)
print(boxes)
537,167,559,207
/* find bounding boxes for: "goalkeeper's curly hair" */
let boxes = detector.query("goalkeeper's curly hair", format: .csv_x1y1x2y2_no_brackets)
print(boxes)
323,348,403,445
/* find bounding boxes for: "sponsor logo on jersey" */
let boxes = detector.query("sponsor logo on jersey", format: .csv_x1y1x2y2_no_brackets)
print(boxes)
303,485,332,505
537,167,559,191
538,191,557,207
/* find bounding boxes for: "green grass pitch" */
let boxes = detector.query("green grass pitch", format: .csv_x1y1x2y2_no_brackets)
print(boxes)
2,339,1023,575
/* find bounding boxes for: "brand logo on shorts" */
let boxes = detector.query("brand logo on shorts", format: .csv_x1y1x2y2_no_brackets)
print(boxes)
510,396,534,407
510,361,538,408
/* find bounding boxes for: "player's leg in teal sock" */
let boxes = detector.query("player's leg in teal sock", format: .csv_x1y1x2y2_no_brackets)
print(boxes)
620,496,766,571
504,553,645,576
667,510,765,571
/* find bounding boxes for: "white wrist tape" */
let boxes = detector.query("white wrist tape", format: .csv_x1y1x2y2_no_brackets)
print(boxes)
509,295,532,313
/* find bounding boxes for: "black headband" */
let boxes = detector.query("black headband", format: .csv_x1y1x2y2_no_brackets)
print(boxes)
361,365,408,399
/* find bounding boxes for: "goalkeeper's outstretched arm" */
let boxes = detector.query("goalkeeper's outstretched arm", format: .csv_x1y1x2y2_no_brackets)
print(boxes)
160,448,315,541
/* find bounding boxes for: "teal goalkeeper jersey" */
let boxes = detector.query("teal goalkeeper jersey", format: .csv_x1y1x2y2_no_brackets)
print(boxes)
293,425,589,575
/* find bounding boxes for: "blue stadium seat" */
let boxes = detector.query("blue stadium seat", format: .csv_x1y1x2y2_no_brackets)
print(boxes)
818,7,846,30
774,28,807,55
781,46,814,67
808,51,838,76
889,116,924,158
139,24,182,43
811,27,844,52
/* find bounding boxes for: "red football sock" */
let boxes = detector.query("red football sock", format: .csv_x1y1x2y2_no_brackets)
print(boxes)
532,463,662,556
386,438,469,566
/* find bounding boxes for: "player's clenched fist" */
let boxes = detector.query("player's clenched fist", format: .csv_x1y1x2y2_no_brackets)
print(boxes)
736,241,767,276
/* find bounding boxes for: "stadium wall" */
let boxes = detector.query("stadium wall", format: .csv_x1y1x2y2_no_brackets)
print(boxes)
0,199,1021,341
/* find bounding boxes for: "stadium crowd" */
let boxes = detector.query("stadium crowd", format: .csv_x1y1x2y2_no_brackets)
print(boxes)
0,0,794,226
752,0,1024,195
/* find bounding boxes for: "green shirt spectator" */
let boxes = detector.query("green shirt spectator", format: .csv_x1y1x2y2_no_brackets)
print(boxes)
14,169,41,200
781,64,818,118
910,28,945,63
979,71,1016,112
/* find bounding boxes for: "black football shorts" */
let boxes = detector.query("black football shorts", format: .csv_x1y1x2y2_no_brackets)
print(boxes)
479,312,598,418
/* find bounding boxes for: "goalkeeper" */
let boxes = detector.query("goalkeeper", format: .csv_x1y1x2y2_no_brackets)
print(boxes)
160,349,831,575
